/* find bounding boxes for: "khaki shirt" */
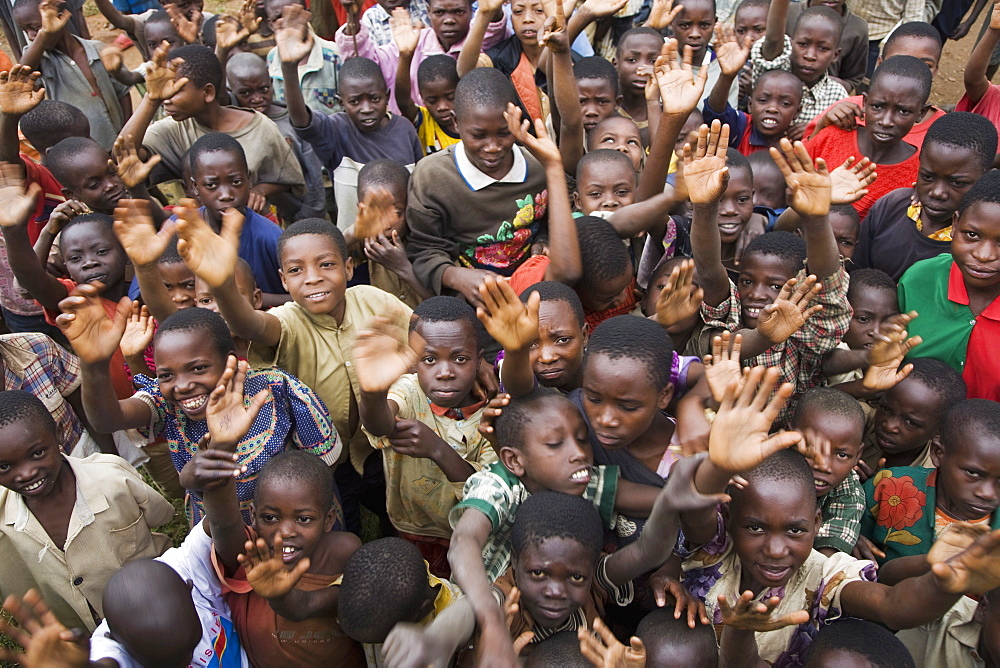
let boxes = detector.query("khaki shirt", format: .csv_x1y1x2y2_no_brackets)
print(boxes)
897,596,985,668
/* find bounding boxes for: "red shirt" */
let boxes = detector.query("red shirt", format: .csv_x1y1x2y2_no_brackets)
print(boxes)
804,95,946,149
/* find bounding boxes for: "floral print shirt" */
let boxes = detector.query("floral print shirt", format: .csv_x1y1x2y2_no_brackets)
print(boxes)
679,514,877,667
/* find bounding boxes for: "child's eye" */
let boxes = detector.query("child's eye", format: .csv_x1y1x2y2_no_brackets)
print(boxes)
746,524,762,533
965,469,983,479
835,452,851,460
0,463,9,472
298,516,314,523
454,356,469,363
587,192,601,198
556,336,572,345
422,356,436,364
320,261,336,268
158,373,173,381
627,139,640,146
31,448,46,459
788,527,807,535
529,569,545,577
615,190,631,197
965,231,979,240
854,316,870,324
260,513,277,522
286,266,300,274
619,404,638,413
191,365,208,372
570,574,587,583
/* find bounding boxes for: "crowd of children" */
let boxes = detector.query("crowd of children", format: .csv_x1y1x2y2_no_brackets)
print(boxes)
3,0,1000,664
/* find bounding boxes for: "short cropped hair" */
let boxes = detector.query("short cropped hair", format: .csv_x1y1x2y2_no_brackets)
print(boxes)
574,55,619,97
942,399,1000,447
735,0,770,15
793,5,843,42
883,21,942,57
338,538,429,643
277,218,348,260
847,268,896,302
155,306,235,362
171,45,224,91
575,216,632,293
339,56,387,93
792,387,865,433
923,112,998,171
44,137,106,186
493,386,565,449
62,212,114,237
512,491,602,563
636,608,719,668
254,449,337,511
584,315,674,389
521,281,585,326
959,170,1000,216
454,67,518,123
0,390,57,436
158,236,184,265
869,55,932,103
731,449,814,504
187,132,248,175
411,296,485,349
20,100,89,153
904,357,967,410
742,230,806,273
576,148,636,184
752,69,803,100
523,631,589,667
726,147,752,179
357,158,410,196
417,53,459,87
804,618,915,668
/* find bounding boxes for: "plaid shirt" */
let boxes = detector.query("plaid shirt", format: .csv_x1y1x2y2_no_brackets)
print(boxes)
816,471,864,553
750,35,849,126
449,461,619,581
849,0,925,40
701,267,852,427
360,0,430,46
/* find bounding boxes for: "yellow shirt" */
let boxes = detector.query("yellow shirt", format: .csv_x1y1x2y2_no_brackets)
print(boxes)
248,285,413,472
416,106,460,157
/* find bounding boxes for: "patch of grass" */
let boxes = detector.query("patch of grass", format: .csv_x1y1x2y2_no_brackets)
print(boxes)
140,468,192,547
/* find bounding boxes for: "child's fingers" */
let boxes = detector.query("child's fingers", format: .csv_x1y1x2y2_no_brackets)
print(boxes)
705,119,722,156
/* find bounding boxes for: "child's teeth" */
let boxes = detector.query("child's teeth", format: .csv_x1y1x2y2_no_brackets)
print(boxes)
283,546,295,554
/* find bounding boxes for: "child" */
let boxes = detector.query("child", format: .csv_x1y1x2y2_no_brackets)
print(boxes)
854,112,998,281
806,55,930,220
588,115,646,174
577,55,622,135
958,0,1000,127
899,170,1000,401
860,399,1000,567
863,358,967,470
751,0,847,132
669,0,740,112
642,257,706,354
194,257,263,358
804,618,915,667
747,149,788,227
704,27,804,156
14,0,130,150
635,607,720,668
896,585,1000,668
0,390,174,632
264,1,343,115
733,0,769,104
704,147,768,280
177,212,412,535
355,297,496,577
59,290,342,524
615,27,665,144
783,0,869,94
396,54,461,156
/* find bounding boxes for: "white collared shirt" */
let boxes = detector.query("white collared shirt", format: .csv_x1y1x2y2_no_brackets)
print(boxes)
454,142,528,191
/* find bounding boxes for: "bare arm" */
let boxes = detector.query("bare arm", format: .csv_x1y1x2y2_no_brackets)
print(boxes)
457,0,500,77
840,574,959,631
394,49,420,124
965,2,1000,108
91,0,137,32
448,510,508,633
64,387,117,454
761,0,790,61
606,191,677,239
274,5,315,128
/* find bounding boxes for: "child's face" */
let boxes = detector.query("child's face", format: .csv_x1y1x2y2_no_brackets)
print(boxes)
916,142,983,227
60,222,128,290
843,286,898,351
0,420,64,498
793,405,862,497
616,33,663,100
575,160,636,214
456,105,516,178
359,181,408,235
577,78,619,133
418,77,457,133
144,22,182,56
737,252,796,329
789,19,840,86
581,352,672,451
642,262,701,334
670,0,715,62
589,117,643,172
427,0,470,49
530,299,586,391
195,272,263,318
338,77,390,134
509,0,545,45
932,429,1000,521
503,397,594,495
952,201,1000,293
513,537,595,629
64,147,127,213
413,319,480,408
191,150,251,220
164,0,204,22
863,75,926,148
748,78,801,138
579,262,633,313
14,5,43,41
729,478,819,591
251,477,337,566
882,36,941,77
159,261,197,310
153,330,228,420
163,80,213,122
874,378,942,458
718,166,754,244
829,211,858,260
734,5,767,45
228,70,274,115
807,0,845,11
279,233,353,318
749,163,787,210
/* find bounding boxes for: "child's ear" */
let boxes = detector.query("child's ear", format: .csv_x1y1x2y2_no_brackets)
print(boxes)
202,82,217,104
334,94,343,107
571,190,581,210
249,501,257,526
344,255,355,281
833,47,842,61
252,287,263,310
615,94,623,108
279,267,288,293
499,446,526,477
323,506,337,532
656,382,674,411
930,434,944,468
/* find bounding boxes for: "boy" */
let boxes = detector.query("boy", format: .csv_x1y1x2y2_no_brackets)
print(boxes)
783,0,868,94
861,399,1000,566
805,619,915,667
0,390,173,632
576,56,621,136
176,212,412,536
355,297,496,576
899,170,1000,401
896,586,1000,668
265,1,343,115
396,53,460,156
669,0,740,112
121,43,304,212
635,607,720,667
828,204,859,262
14,0,130,150
733,0,769,104
806,55,930,221
854,112,998,281
752,0,847,132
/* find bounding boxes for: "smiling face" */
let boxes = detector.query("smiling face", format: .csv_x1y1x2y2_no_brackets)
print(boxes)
734,4,767,45
251,475,337,566
159,261,197,310
874,378,943,458
843,286,898,351
191,149,251,222
60,221,128,291
789,18,840,86
228,69,273,114
581,353,672,452
916,142,984,228
577,78,620,133
575,159,637,214
514,537,595,629
279,233,353,320
736,252,797,329
863,74,926,148
427,0,470,50
952,201,1000,292
0,419,65,499
932,428,1000,521
338,76,390,133
616,33,662,100
719,166,755,245
502,396,594,495
793,405,862,497
63,146,127,214
418,77,457,133
413,318,480,408
457,104,516,178
748,75,802,138
510,0,545,45
153,330,229,420
670,0,715,63
529,299,586,391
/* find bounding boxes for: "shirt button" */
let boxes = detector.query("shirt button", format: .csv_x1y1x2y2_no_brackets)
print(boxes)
971,319,977,326
73,577,83,585
345,361,351,367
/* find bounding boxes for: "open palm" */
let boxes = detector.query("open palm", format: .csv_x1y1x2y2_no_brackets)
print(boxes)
240,536,311,599
113,199,174,267
770,139,832,217
176,201,243,288
932,529,1000,595
354,316,418,393
0,163,40,229
275,5,313,63
477,277,540,352
0,66,45,116
55,285,130,365
682,120,731,204
713,25,751,77
654,40,710,115
206,356,269,450
829,156,876,205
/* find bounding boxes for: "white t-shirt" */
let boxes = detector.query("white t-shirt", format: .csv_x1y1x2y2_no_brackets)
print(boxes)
89,522,250,668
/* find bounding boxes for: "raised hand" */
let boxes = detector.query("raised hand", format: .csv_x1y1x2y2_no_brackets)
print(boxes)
477,393,510,448
653,258,704,328
649,570,709,627
0,66,45,116
206,356,269,450
119,301,155,358
929,523,990,566
817,100,862,133
0,590,90,668
383,622,454,668
662,452,732,512
146,42,189,101
216,15,250,51
581,0,629,19
112,136,162,190
476,276,540,354
354,315,418,393
178,434,246,491
991,0,1000,31
44,199,89,236
55,284,131,365
113,199,175,268
654,39,709,116
708,366,801,473
770,139,831,218
713,24,752,77
861,331,918,393
390,7,422,55
867,311,921,366
0,162,41,230
239,535,311,599
577,617,646,668
538,0,568,52
99,45,126,76
39,0,70,35
504,103,561,166
718,591,810,631
644,0,683,30
354,187,397,240
175,198,243,288
682,120,731,205
275,4,313,64
931,528,1000,595
829,156,877,205
756,275,823,344
166,2,203,43
703,331,744,403
237,0,262,34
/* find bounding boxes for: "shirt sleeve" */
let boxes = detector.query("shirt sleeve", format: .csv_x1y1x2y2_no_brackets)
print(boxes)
131,374,167,439
281,370,343,465
122,458,177,528
699,280,741,332
294,109,344,169
750,34,792,81
450,468,512,531
701,100,749,147
815,551,879,623
27,333,81,397
815,472,865,553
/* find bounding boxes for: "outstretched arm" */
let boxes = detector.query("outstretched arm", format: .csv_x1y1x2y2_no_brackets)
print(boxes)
274,5,315,129
113,199,178,322
92,0,137,33
457,0,502,76
19,0,68,69
392,9,421,124
965,0,1000,108
119,43,189,156
760,0,790,60
684,121,732,307
707,26,750,114
477,277,540,398
354,316,413,436
0,66,46,164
